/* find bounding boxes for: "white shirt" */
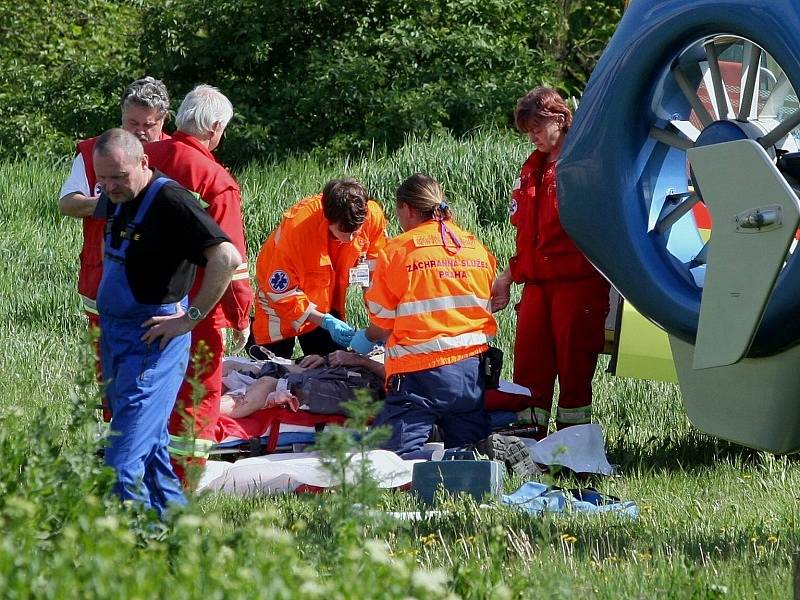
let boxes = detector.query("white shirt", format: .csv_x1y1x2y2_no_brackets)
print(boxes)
59,153,95,200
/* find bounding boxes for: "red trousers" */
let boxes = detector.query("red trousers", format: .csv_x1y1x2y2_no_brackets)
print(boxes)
513,276,609,428
168,317,224,486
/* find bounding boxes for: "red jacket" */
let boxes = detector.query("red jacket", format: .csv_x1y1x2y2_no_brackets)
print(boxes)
146,132,253,330
74,131,171,302
74,137,103,302
509,150,600,283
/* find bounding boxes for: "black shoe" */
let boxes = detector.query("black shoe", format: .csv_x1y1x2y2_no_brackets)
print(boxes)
493,424,547,441
475,434,540,478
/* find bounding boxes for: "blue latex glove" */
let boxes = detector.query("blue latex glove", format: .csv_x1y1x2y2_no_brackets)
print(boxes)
321,313,356,347
350,329,377,355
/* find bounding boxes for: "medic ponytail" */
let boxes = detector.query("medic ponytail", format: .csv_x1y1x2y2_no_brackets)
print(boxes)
396,173,453,222
397,173,461,253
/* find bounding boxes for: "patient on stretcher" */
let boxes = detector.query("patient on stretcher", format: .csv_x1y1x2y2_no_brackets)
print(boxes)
220,350,385,419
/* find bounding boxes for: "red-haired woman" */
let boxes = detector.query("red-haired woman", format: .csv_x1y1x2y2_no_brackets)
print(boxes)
491,86,610,436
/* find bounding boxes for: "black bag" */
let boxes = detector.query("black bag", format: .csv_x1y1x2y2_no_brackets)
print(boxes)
481,347,503,389
286,366,385,414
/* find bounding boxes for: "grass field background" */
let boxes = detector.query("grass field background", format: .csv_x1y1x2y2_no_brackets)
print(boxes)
0,130,797,598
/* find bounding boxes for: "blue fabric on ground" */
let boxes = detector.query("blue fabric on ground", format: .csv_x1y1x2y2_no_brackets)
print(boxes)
501,482,639,518
488,410,518,429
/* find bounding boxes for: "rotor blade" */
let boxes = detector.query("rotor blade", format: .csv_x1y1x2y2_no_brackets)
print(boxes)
759,108,800,148
761,71,789,118
691,240,709,266
673,64,715,127
703,41,733,119
655,192,701,234
737,42,761,122
650,126,694,151
670,119,701,142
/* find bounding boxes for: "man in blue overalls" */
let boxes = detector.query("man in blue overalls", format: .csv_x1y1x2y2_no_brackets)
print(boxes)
93,128,242,516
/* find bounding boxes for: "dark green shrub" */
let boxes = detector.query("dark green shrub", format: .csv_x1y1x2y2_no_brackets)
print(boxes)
0,1,145,160
0,1,623,165
142,0,577,166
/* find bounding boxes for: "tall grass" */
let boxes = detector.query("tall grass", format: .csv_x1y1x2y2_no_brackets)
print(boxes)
0,130,797,598
239,128,528,355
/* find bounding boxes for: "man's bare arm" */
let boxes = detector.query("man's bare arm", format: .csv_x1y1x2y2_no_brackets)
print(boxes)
58,192,99,218
221,377,277,418
190,241,242,317
327,350,385,379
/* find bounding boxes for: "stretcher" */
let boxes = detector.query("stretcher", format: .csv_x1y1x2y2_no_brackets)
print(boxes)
211,408,346,458
215,353,534,459
209,383,531,461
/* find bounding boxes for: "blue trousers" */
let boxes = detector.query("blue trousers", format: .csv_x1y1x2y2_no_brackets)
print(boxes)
100,315,188,516
375,356,489,457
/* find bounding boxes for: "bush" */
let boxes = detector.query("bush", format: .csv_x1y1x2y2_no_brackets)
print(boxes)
0,1,145,160
538,0,624,97
143,0,621,166
0,1,623,165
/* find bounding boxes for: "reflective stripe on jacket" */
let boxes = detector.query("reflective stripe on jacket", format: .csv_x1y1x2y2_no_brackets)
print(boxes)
253,194,387,344
366,220,497,377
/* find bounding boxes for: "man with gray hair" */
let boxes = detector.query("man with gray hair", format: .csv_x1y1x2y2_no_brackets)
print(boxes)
58,76,172,421
146,84,253,485
173,83,233,143
92,127,241,515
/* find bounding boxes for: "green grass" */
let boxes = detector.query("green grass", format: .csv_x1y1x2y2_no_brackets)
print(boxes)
0,130,797,598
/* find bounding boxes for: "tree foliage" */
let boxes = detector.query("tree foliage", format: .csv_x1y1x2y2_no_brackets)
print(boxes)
141,0,571,165
0,1,144,160
0,0,622,164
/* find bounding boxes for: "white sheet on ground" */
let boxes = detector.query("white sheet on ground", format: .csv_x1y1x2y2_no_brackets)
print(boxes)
197,449,419,495
523,424,615,475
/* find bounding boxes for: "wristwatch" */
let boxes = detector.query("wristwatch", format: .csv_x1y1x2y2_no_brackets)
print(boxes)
186,306,203,322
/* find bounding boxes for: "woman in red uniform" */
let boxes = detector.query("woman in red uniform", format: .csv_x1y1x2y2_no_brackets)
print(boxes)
492,86,610,436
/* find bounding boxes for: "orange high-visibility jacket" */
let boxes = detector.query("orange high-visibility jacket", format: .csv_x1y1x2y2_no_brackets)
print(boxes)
253,194,387,344
366,220,498,377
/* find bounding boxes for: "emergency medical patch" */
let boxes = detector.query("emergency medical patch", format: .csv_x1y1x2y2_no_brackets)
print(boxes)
269,270,290,293
509,199,518,216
